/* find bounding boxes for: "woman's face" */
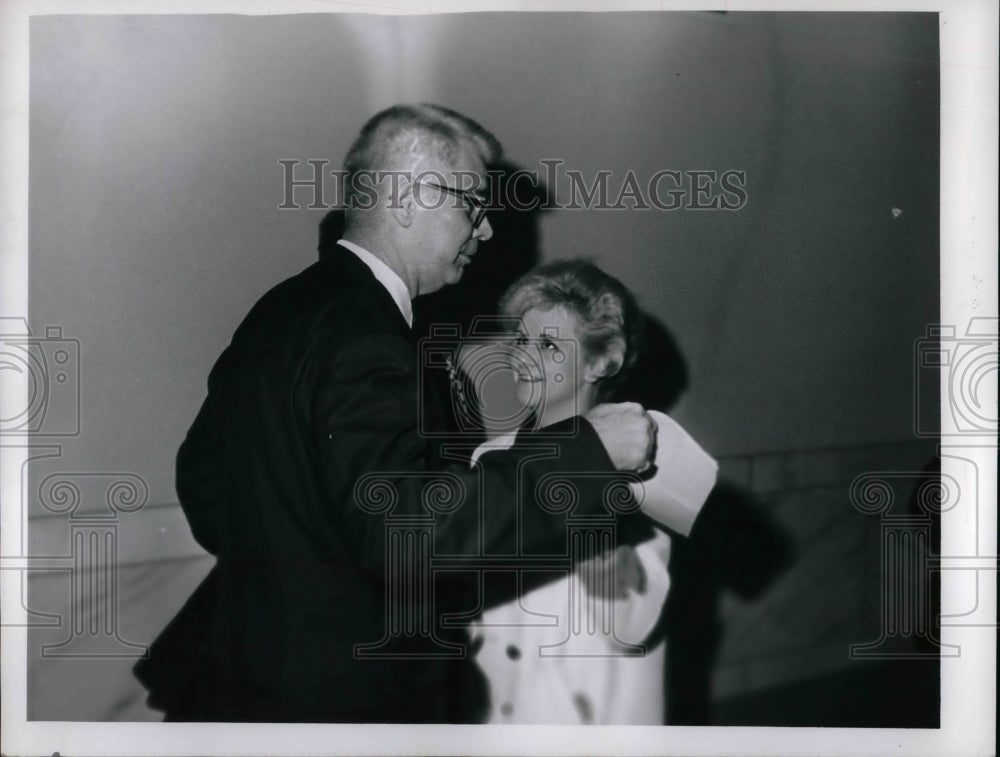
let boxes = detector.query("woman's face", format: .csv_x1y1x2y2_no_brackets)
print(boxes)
510,305,593,424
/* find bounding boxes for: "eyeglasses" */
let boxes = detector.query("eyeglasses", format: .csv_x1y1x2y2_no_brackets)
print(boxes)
417,182,489,231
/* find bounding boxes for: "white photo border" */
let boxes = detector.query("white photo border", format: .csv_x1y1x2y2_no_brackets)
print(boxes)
2,0,996,755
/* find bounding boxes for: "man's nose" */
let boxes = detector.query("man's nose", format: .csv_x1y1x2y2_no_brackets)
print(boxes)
474,216,493,242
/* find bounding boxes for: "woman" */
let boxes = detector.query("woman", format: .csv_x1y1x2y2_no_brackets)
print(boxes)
466,260,674,725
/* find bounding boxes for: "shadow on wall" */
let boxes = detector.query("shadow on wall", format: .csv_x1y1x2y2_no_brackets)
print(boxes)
617,314,690,414
659,483,797,725
710,456,942,727
616,313,797,725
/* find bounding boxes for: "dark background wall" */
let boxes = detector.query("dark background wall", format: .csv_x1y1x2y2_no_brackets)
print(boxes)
25,11,940,723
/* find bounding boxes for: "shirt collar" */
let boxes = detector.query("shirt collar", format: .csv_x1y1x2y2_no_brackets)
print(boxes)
336,239,413,328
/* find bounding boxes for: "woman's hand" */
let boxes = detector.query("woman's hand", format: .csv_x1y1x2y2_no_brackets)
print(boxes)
578,545,647,599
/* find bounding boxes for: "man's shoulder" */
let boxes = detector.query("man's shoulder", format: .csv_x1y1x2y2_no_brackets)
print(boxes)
259,252,377,315
233,253,403,347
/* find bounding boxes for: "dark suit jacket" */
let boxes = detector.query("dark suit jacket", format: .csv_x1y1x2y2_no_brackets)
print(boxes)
135,245,651,722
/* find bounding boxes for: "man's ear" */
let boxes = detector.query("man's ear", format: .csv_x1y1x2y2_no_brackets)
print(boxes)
388,178,415,228
584,339,625,384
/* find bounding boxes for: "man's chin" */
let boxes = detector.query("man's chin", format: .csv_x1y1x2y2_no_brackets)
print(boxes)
452,256,474,276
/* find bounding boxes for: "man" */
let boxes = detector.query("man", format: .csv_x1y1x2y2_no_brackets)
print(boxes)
135,104,656,723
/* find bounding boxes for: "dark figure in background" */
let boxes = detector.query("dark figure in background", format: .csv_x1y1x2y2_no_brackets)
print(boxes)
134,103,657,723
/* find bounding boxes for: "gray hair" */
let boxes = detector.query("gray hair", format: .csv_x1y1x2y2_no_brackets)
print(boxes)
499,260,645,402
342,103,502,214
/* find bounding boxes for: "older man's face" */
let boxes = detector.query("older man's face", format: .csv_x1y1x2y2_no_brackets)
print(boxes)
406,140,493,296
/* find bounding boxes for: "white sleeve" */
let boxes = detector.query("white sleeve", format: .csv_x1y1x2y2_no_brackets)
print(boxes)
630,411,718,536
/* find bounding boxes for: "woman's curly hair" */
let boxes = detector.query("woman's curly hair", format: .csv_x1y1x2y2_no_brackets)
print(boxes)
498,259,645,402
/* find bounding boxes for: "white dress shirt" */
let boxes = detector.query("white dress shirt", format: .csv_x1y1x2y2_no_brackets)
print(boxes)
337,239,413,328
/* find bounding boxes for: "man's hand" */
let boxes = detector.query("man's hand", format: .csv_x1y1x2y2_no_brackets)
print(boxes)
584,402,656,471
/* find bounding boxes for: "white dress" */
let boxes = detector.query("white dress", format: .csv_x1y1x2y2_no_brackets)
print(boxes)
467,433,673,725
